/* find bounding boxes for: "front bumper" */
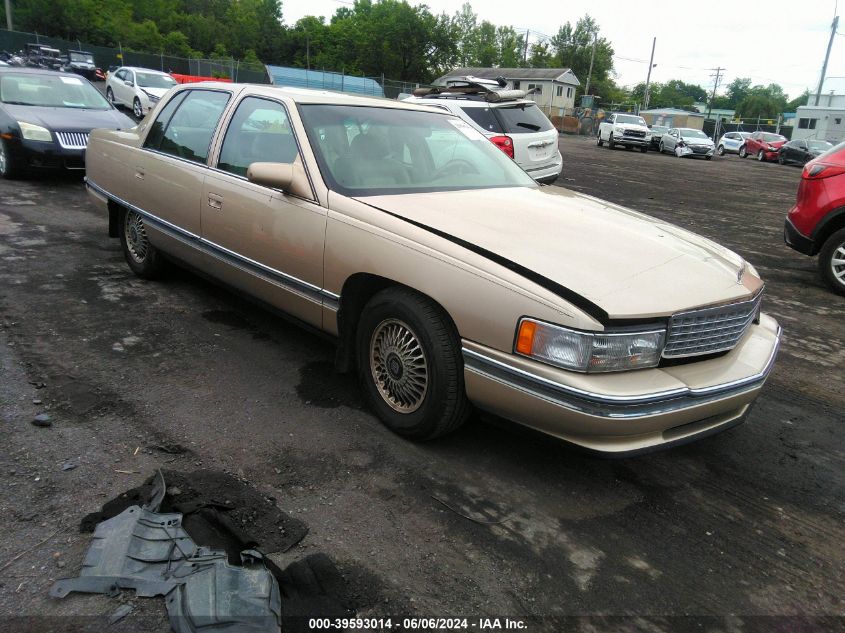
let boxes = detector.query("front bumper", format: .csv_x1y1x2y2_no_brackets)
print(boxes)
612,134,649,147
462,314,781,455
9,137,85,170
783,216,816,255
761,150,780,161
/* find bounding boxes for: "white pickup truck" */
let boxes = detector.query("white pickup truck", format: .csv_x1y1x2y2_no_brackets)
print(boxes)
596,113,651,152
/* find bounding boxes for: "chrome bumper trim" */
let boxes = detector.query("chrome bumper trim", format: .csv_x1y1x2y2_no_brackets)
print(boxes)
462,326,780,420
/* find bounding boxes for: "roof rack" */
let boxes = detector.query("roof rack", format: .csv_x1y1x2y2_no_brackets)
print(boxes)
413,75,527,103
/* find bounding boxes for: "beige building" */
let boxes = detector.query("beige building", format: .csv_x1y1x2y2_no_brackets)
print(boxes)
435,67,580,116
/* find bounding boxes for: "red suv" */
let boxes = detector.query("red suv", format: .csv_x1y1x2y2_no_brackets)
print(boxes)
784,140,845,295
740,131,787,161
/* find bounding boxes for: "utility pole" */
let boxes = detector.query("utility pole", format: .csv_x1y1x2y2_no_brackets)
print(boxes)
4,0,12,31
584,32,597,96
814,14,839,105
523,30,529,65
706,66,724,122
642,36,656,110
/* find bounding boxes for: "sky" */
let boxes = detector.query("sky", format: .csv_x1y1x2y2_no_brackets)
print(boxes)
280,0,845,100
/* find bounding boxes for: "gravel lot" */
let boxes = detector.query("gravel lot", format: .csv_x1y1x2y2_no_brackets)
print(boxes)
0,132,842,632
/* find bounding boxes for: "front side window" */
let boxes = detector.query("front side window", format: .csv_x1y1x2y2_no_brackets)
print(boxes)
144,90,230,164
0,72,110,110
300,104,536,196
218,97,299,177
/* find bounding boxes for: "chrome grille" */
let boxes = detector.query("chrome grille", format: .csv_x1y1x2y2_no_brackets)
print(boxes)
663,292,762,358
55,132,89,150
624,129,646,138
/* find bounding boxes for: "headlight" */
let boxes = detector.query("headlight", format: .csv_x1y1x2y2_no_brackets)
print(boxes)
614,126,625,133
18,121,52,142
515,318,666,373
142,90,160,102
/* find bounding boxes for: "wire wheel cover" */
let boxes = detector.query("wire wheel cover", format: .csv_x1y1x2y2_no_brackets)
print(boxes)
369,318,429,413
124,211,149,263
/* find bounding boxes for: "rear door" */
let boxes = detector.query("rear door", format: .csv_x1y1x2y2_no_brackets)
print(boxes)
493,102,558,172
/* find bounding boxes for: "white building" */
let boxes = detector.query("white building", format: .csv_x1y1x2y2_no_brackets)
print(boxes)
793,92,845,143
434,67,580,116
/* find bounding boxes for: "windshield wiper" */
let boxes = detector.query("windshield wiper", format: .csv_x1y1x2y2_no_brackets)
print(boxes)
516,122,541,131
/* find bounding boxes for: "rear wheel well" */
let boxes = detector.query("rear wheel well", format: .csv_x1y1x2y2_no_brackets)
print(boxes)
813,208,845,253
333,274,457,373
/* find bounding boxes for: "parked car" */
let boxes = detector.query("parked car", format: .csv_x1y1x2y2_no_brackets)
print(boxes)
716,131,752,155
106,66,177,118
596,112,651,152
778,138,833,166
784,140,845,295
739,131,786,161
648,125,669,149
23,44,64,71
0,67,134,177
84,83,780,455
403,77,562,184
65,50,105,81
658,128,715,159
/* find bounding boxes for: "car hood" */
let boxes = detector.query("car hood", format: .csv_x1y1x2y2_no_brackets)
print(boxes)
765,140,786,149
4,104,135,131
355,187,760,320
683,136,713,145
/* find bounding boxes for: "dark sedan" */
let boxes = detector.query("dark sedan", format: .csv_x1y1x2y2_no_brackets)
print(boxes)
778,138,833,166
0,67,134,177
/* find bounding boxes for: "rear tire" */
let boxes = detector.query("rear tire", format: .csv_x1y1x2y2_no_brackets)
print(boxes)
355,287,470,440
119,208,166,279
640,146,647,153
819,228,845,296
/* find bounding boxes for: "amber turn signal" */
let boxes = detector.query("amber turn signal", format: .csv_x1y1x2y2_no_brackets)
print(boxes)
516,320,536,355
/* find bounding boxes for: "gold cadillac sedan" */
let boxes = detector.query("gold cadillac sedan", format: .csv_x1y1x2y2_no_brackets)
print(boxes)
84,83,781,455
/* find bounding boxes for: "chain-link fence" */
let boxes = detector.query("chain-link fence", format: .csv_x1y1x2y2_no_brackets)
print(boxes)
0,29,268,83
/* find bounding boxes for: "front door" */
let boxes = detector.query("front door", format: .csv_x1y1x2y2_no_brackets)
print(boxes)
201,95,327,327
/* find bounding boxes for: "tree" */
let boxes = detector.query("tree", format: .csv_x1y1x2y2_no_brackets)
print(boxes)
549,15,614,99
725,78,752,108
786,89,810,111
735,94,782,120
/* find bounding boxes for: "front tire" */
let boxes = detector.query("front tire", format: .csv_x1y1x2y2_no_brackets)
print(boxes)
608,136,615,149
132,97,143,119
0,139,21,179
596,133,603,147
659,141,665,154
717,145,725,156
757,150,765,162
356,287,469,440
640,145,647,153
819,228,845,296
119,208,166,279
778,153,786,165
739,145,747,158
106,86,115,105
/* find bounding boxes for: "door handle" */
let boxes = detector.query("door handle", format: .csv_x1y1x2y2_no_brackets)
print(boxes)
134,168,144,180
207,193,223,210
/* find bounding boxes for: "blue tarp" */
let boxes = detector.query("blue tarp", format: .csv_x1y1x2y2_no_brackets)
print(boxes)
265,65,384,97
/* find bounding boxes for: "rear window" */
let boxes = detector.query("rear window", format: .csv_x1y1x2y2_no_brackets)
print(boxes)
495,103,555,134
459,106,503,133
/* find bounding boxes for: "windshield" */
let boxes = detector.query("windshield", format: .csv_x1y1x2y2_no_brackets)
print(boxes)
808,140,832,151
494,103,554,134
616,114,647,126
136,72,177,89
69,52,94,64
760,133,785,142
0,73,110,109
299,105,537,196
681,129,709,139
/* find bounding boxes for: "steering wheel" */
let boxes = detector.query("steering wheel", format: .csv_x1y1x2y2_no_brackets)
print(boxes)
436,158,479,178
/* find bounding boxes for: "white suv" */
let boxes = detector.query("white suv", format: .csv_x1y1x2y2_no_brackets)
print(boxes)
106,67,177,118
403,79,562,184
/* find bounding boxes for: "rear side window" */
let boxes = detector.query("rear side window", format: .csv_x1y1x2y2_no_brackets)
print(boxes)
147,90,230,164
460,106,503,133
495,104,555,134
218,97,300,177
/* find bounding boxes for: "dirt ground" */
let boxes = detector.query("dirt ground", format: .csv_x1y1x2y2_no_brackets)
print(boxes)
0,133,843,632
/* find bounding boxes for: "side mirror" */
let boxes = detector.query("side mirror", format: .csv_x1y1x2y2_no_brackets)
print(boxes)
125,80,134,87
247,162,310,198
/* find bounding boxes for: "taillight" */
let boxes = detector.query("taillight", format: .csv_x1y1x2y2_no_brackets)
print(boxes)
803,163,845,179
490,135,514,159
